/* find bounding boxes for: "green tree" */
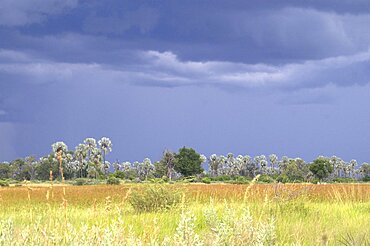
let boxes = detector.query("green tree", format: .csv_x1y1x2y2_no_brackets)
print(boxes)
35,155,59,180
174,147,204,177
24,156,37,180
10,158,29,180
154,150,176,179
359,162,370,179
0,162,11,179
283,158,309,182
309,158,334,181
154,161,167,178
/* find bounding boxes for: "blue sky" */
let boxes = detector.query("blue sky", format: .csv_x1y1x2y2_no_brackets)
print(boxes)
1,0,370,163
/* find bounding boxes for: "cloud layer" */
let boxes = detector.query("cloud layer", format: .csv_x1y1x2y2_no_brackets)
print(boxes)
0,0,78,26
1,46,370,93
2,1,370,163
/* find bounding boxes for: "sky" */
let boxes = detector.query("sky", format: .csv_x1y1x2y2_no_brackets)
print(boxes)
0,0,370,164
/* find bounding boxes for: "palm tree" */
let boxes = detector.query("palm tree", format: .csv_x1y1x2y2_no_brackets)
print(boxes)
51,141,68,181
278,156,290,174
200,154,207,167
209,154,219,177
269,154,278,175
98,137,112,174
227,153,238,176
254,155,267,174
235,155,245,176
121,161,131,173
139,158,154,180
349,159,357,179
243,155,253,177
112,160,121,172
218,155,227,176
74,144,88,178
90,148,102,178
343,162,350,178
330,156,342,178
84,137,96,157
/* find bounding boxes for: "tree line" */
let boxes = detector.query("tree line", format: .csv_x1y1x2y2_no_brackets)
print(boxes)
0,137,370,183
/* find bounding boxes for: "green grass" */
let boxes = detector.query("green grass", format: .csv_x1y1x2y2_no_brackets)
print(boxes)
0,183,369,245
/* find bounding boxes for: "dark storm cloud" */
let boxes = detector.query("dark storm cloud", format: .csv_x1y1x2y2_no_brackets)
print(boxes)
2,47,370,95
83,6,159,35
0,0,78,26
1,0,370,163
3,1,370,65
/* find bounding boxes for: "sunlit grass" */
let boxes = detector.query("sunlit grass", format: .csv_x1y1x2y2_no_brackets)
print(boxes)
0,183,369,245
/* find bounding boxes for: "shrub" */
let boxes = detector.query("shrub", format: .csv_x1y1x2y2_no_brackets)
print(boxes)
128,185,181,213
362,176,370,182
3,179,20,185
111,171,126,179
174,210,203,246
179,176,198,183
74,178,87,186
276,175,290,183
224,176,251,184
111,170,137,180
73,178,101,186
106,177,120,185
312,178,320,184
202,177,211,184
235,176,251,184
203,203,276,245
0,180,9,187
332,178,356,183
149,178,166,183
258,174,275,183
134,177,142,183
211,175,231,182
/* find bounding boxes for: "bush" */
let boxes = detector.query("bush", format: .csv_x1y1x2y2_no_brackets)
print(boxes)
258,174,275,183
235,176,251,184
363,176,370,182
225,176,251,184
161,175,169,182
111,170,137,180
180,176,197,183
128,185,181,213
0,180,9,187
211,175,231,182
332,177,356,183
74,178,86,186
73,178,101,186
202,177,211,184
312,178,320,184
134,177,142,183
149,178,166,183
276,175,290,183
4,179,19,184
111,171,126,179
106,177,120,185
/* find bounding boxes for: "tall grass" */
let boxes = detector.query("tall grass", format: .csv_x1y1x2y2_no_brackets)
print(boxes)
0,183,369,245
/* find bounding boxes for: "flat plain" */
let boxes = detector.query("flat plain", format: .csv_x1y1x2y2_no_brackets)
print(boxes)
0,183,369,245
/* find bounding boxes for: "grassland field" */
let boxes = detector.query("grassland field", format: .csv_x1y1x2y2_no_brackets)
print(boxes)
0,183,369,245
